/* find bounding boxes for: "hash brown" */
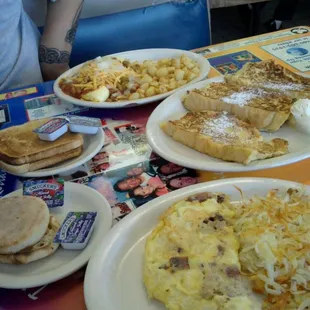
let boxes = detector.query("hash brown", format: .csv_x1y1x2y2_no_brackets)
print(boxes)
144,188,310,310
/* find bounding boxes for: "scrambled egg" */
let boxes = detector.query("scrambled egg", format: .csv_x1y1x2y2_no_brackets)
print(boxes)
144,192,258,310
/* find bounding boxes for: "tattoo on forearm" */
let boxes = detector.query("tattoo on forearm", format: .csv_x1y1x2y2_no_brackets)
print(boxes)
65,1,83,45
39,45,70,64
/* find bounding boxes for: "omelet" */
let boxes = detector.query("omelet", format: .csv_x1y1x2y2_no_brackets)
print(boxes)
144,192,258,310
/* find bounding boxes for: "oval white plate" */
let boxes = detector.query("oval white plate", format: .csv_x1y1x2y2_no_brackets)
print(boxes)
146,77,310,172
84,177,308,310
54,48,210,109
7,128,105,178
1,182,112,289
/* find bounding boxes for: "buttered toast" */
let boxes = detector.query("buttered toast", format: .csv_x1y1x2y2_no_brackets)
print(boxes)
161,111,288,165
225,60,310,99
0,119,83,164
0,119,84,173
183,82,294,132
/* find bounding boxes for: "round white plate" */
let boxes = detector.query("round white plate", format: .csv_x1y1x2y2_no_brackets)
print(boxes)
54,48,210,109
84,177,308,310
146,77,310,172
10,128,105,178
1,182,112,289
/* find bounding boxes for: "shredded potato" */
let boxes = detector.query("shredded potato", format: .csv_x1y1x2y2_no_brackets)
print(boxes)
233,188,310,309
59,55,200,102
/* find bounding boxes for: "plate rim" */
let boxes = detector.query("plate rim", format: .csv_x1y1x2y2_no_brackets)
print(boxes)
53,48,211,109
10,128,105,178
0,182,112,289
84,177,308,310
146,77,310,172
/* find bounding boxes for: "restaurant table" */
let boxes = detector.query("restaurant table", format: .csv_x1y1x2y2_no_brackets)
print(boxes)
0,26,310,310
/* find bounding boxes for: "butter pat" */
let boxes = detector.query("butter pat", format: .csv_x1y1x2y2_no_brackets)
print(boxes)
291,99,310,134
68,116,101,134
54,212,97,250
33,118,68,141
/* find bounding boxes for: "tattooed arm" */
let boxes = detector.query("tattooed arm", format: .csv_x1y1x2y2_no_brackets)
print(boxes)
39,0,84,81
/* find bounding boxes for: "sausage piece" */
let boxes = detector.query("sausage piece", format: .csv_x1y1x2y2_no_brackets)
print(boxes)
225,266,240,278
169,257,190,271
203,213,225,224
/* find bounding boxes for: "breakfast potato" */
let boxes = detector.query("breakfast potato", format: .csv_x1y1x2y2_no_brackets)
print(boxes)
59,55,201,102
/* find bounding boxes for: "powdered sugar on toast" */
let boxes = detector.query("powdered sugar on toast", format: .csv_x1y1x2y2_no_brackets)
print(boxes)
221,88,268,106
199,112,257,144
262,81,306,91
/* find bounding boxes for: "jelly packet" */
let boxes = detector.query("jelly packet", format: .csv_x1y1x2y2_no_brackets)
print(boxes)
54,211,97,250
23,178,65,208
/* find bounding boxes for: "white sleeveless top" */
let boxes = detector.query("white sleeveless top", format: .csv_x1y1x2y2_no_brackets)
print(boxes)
0,0,43,91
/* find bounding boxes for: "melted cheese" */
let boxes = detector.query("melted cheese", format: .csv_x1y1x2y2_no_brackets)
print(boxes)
67,60,136,91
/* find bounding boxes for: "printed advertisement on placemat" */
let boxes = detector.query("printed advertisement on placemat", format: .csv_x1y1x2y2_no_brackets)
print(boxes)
0,110,202,225
0,96,202,309
199,26,310,77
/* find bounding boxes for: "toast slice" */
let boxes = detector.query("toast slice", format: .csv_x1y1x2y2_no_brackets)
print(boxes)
0,119,83,165
225,60,310,99
161,111,288,165
0,146,83,174
183,82,294,132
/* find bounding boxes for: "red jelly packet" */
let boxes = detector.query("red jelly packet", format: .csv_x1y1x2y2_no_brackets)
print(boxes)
23,178,65,208
34,118,68,134
33,118,68,141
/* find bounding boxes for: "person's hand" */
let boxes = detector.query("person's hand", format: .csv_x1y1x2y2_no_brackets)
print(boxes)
40,63,70,81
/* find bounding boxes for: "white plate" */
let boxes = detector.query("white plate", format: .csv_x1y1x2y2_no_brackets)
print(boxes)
84,177,308,310
0,182,112,289
54,49,210,109
146,77,310,172
9,128,105,178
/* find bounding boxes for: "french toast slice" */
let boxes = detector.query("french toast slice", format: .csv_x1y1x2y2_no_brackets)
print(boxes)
225,60,310,99
183,82,294,132
161,111,288,165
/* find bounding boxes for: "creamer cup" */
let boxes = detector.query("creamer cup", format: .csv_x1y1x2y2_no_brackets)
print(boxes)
291,99,310,134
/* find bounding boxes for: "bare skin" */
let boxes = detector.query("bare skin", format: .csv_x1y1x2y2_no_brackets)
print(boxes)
39,0,84,81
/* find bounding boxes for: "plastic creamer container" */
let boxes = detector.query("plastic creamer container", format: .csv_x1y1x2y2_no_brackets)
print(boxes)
54,211,97,250
67,116,101,134
33,118,68,141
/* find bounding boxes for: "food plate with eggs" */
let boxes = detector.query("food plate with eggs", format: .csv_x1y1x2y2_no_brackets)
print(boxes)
54,48,211,108
146,73,310,172
84,178,310,310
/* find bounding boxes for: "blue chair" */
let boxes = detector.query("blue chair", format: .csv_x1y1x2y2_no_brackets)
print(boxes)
69,0,211,67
